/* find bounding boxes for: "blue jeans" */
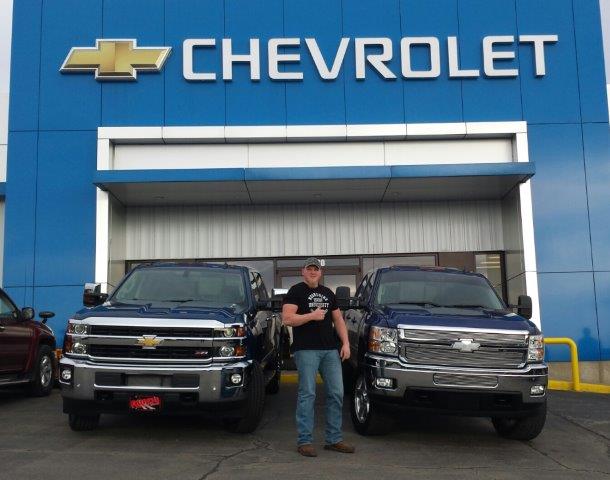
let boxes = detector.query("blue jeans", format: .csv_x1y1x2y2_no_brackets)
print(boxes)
293,349,344,446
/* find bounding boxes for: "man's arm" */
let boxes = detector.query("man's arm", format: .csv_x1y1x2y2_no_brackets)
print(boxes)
282,303,326,327
332,308,351,361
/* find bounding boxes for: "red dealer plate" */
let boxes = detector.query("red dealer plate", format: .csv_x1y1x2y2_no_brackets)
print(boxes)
129,395,162,412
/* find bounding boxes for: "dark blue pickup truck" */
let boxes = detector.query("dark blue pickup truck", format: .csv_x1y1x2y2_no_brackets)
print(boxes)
59,263,284,433
338,266,547,440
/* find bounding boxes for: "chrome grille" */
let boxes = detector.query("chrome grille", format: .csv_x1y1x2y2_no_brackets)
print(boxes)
90,325,214,338
399,328,528,347
401,344,526,369
433,373,499,388
89,345,213,360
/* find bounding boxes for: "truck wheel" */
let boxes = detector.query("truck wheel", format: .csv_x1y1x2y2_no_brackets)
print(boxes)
350,373,389,435
68,413,100,431
224,362,265,433
492,402,547,440
28,345,54,397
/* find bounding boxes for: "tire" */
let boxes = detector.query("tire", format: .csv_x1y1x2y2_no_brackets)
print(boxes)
224,362,265,433
28,345,54,397
350,372,390,435
492,402,547,440
68,413,100,431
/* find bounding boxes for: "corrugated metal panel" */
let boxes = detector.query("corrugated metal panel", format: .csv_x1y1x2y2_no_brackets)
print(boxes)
125,201,504,260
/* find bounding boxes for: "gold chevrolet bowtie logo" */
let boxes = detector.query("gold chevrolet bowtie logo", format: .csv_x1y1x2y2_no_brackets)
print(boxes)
136,335,163,349
60,39,171,81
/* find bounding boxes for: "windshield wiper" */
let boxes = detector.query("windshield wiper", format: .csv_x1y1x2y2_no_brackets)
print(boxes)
440,304,495,310
391,301,444,308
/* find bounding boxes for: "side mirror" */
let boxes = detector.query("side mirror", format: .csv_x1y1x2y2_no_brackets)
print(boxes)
21,307,35,321
83,283,108,307
517,295,532,320
39,311,55,324
335,286,351,309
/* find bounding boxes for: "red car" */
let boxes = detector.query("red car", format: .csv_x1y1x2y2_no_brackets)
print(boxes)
0,288,56,396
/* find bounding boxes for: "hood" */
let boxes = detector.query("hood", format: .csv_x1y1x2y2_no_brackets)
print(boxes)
373,306,539,334
73,302,242,323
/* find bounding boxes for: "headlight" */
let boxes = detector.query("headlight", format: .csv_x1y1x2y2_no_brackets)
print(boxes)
219,346,235,357
67,321,88,335
215,325,246,338
528,335,544,362
369,326,398,355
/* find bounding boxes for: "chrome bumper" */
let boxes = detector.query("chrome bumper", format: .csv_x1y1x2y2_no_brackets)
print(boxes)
59,356,251,403
364,353,548,405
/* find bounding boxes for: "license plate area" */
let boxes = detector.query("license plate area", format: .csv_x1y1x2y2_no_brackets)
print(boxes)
129,395,162,412
126,375,163,387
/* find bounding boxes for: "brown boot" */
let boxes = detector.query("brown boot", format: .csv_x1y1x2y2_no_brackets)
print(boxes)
324,441,355,453
297,444,318,457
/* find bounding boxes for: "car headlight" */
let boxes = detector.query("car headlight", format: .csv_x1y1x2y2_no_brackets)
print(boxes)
528,335,544,362
67,321,89,335
369,326,398,355
215,325,246,338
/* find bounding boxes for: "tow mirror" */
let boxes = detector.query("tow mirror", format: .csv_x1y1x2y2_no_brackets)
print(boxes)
83,283,108,307
335,286,351,309
21,307,35,321
39,311,55,324
517,295,532,320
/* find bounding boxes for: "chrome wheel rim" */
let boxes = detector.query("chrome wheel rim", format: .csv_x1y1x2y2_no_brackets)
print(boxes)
40,355,52,387
354,375,370,424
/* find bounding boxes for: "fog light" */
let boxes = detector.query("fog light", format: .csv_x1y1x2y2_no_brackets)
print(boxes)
219,346,235,357
375,378,394,389
230,373,243,385
60,368,72,382
530,385,546,396
72,343,87,355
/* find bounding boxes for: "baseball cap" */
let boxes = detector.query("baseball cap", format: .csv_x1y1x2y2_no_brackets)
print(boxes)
302,257,322,269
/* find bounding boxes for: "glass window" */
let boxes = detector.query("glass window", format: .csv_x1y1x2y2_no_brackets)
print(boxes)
0,293,16,316
112,267,248,312
362,255,436,273
475,253,504,299
375,269,504,310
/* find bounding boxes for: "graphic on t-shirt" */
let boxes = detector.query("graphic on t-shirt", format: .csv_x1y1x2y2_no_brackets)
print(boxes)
307,292,330,312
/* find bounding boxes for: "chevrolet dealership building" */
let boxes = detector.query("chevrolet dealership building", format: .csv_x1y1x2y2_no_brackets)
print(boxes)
1,0,609,381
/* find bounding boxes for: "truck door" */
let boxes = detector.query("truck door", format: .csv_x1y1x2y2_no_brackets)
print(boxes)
0,292,32,374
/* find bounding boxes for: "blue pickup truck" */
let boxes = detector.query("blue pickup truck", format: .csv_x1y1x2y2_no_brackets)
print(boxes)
59,263,284,433
338,266,547,440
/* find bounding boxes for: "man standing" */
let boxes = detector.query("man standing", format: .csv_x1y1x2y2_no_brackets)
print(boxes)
282,257,355,457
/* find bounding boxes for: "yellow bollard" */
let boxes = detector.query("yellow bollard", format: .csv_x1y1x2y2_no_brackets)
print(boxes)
544,337,581,392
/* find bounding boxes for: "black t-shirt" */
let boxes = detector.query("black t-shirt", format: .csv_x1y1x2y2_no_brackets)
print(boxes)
283,282,338,352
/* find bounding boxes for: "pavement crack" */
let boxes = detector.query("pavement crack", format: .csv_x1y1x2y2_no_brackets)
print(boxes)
549,410,610,443
197,440,270,480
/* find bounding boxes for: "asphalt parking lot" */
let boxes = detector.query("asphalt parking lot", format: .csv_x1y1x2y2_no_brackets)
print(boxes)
0,383,608,480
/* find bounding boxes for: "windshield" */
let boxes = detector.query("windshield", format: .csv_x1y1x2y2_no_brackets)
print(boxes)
374,270,504,310
112,267,248,311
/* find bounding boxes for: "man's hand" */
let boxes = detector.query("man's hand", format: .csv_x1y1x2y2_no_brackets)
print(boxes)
310,308,326,321
340,342,350,361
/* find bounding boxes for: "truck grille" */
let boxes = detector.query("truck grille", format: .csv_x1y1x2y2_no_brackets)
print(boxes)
90,325,215,338
401,344,526,369
399,329,528,347
89,345,212,360
433,373,499,388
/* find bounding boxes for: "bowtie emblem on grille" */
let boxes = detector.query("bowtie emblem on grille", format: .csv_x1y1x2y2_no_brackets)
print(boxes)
451,338,481,353
136,335,162,349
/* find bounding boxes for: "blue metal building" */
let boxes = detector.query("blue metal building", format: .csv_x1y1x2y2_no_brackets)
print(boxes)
3,0,609,380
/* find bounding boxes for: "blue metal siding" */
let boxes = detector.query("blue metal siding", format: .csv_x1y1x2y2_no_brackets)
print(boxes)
529,124,592,273
38,0,102,131
33,132,96,286
165,0,226,126
459,0,522,122
400,0,463,123
101,0,166,126
516,0,581,124
284,0,346,125
538,272,599,362
3,0,610,359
